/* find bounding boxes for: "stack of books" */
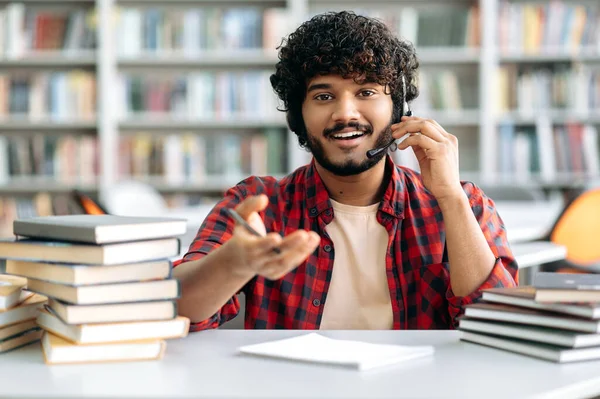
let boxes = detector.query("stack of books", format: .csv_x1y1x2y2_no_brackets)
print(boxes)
0,214,190,365
0,274,46,354
459,272,600,363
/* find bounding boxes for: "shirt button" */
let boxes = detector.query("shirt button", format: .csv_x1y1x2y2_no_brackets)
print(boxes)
310,208,318,216
325,209,332,216
312,299,321,306
324,244,332,252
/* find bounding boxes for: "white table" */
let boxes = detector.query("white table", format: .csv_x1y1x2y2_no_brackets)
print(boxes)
510,241,567,285
2,330,600,398
495,201,564,244
511,241,567,269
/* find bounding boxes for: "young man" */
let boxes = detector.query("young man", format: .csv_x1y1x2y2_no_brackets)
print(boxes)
173,11,518,331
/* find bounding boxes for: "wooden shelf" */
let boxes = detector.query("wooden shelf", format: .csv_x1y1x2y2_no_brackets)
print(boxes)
496,110,600,125
417,48,480,64
461,172,599,190
117,0,286,6
500,49,600,63
120,116,287,130
0,179,98,194
118,50,279,68
309,0,473,6
0,119,97,131
0,51,96,67
0,0,94,3
418,109,480,126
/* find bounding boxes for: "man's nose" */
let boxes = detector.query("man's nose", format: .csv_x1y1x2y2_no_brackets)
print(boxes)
331,96,360,123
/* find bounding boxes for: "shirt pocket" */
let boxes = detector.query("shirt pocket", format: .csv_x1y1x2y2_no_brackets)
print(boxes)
418,262,451,328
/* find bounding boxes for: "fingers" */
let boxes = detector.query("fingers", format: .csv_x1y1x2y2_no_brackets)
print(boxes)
234,194,268,219
411,145,429,163
392,120,444,142
232,194,269,237
230,196,322,280
391,116,458,160
234,228,320,280
259,231,321,280
397,133,438,152
242,231,283,258
392,116,452,143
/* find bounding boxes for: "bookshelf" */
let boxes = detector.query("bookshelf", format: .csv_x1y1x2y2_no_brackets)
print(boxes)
0,0,599,233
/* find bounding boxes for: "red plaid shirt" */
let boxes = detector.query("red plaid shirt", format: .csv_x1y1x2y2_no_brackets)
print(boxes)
180,156,518,331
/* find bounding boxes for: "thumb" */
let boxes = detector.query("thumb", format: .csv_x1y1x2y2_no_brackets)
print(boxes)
234,194,269,220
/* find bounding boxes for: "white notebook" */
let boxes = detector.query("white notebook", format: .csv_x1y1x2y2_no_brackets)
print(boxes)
238,333,434,371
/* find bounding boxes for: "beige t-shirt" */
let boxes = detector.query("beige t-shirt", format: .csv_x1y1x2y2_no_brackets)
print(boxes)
319,199,393,330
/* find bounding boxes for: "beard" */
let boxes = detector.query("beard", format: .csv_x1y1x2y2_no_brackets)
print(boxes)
305,120,393,177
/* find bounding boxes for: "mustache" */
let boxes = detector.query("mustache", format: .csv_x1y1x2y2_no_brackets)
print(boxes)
323,121,373,137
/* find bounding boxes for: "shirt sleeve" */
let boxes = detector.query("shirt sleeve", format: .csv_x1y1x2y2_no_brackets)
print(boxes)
174,185,246,332
445,182,519,328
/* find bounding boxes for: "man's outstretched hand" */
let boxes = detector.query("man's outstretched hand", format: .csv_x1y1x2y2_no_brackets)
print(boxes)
227,194,321,280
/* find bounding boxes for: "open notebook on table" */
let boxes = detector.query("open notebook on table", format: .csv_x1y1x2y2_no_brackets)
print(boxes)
238,333,434,371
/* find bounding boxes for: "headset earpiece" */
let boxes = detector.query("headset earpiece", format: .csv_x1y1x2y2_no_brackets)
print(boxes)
401,75,412,118
366,74,414,159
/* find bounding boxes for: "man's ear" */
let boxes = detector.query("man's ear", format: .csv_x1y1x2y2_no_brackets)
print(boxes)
287,110,304,133
287,112,298,133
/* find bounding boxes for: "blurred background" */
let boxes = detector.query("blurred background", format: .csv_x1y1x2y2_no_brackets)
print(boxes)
0,0,598,251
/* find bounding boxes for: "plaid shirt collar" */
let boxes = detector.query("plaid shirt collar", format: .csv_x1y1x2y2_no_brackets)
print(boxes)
304,155,407,220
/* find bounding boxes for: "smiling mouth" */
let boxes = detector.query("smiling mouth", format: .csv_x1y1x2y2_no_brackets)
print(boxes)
330,131,367,140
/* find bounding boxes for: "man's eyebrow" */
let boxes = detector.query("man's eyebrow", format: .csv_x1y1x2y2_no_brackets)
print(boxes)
306,83,332,93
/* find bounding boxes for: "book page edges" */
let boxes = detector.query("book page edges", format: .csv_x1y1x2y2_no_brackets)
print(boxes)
42,333,166,365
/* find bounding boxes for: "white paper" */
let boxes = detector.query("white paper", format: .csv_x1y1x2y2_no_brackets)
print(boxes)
238,333,434,371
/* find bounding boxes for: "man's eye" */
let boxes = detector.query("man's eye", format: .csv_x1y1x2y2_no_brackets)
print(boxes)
315,94,332,101
360,90,375,97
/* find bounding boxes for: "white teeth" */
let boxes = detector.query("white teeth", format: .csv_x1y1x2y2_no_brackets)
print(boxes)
332,131,364,139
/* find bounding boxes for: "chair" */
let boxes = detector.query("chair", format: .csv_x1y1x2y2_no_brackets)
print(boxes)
540,187,600,273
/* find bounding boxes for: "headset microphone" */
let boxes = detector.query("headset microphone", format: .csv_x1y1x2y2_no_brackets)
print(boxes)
366,75,412,159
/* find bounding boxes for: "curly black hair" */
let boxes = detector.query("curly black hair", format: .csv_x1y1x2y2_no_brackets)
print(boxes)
270,10,420,149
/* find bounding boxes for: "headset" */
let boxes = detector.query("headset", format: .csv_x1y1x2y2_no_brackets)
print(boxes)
400,74,413,119
366,74,412,159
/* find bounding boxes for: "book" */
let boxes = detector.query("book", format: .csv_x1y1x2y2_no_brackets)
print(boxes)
41,332,166,365
0,294,47,328
237,333,434,371
47,298,177,324
483,285,600,304
26,278,180,305
482,288,600,319
0,238,180,265
0,274,27,310
5,258,172,286
459,317,600,348
37,308,189,344
0,328,43,354
533,272,600,290
0,319,38,342
464,303,600,333
460,331,600,363
13,214,187,244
